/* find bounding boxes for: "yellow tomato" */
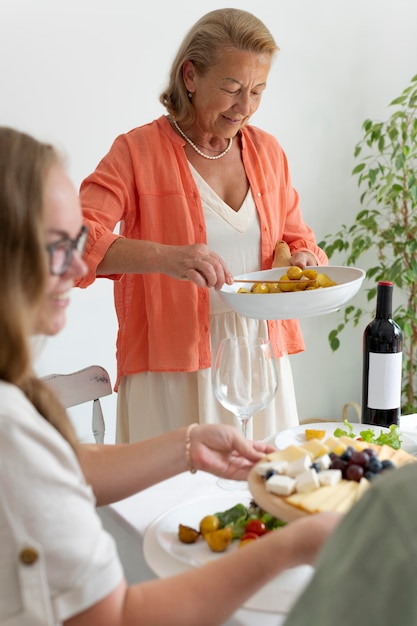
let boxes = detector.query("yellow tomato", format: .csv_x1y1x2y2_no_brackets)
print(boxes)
199,515,220,536
204,527,233,552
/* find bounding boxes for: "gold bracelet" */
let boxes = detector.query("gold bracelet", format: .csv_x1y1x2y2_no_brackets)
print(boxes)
185,423,198,474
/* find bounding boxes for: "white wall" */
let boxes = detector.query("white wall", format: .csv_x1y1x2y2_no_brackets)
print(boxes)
2,0,416,441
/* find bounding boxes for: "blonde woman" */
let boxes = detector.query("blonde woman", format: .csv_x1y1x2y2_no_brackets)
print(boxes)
77,8,328,443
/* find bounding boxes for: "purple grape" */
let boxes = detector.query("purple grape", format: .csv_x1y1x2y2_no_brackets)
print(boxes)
349,451,369,467
346,464,364,482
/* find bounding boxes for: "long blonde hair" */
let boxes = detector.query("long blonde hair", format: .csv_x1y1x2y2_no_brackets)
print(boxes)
0,127,79,451
160,8,279,127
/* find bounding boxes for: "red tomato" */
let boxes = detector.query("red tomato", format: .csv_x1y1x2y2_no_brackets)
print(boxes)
245,519,268,536
239,532,259,547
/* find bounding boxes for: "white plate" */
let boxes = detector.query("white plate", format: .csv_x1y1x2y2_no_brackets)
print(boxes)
218,265,365,320
275,421,417,455
155,492,252,567
399,414,417,435
143,492,313,614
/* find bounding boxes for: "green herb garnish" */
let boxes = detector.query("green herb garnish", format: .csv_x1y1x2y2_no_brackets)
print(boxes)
333,419,355,439
333,419,402,450
359,424,402,450
214,502,286,539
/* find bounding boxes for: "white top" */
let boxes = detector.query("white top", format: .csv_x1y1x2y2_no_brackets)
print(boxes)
0,382,123,625
192,164,262,314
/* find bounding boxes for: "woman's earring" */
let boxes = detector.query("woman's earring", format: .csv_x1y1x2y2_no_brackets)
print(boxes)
188,92,192,99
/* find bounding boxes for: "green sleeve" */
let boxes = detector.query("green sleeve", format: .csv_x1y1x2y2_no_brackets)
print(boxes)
284,464,417,626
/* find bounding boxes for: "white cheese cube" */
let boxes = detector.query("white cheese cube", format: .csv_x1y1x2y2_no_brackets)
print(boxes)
295,469,320,493
315,453,331,471
318,469,342,487
255,459,288,477
265,474,296,496
286,455,312,477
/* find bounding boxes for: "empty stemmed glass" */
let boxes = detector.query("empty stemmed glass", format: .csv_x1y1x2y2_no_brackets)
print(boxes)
212,336,278,490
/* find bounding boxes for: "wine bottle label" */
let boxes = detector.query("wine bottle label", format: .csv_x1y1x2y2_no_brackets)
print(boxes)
367,352,402,410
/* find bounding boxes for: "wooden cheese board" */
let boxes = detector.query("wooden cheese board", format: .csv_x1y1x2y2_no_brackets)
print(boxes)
248,441,417,522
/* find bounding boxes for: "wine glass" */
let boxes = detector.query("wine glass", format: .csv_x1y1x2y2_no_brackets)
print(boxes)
212,336,278,490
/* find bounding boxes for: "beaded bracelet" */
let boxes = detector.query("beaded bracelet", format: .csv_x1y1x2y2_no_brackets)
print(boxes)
185,423,198,474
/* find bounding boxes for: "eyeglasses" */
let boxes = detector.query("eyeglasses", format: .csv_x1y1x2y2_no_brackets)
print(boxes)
46,225,88,276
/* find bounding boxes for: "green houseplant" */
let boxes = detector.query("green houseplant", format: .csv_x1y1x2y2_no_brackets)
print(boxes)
319,74,417,414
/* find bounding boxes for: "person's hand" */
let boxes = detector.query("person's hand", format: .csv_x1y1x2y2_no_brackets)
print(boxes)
279,511,342,567
189,424,276,480
289,250,318,269
165,243,233,289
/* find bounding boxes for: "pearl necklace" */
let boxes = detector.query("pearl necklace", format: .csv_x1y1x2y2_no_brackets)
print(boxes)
171,118,233,160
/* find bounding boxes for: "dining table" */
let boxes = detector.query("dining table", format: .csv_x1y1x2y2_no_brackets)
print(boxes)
99,416,417,626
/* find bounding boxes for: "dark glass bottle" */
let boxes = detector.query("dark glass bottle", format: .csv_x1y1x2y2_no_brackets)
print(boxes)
361,281,403,426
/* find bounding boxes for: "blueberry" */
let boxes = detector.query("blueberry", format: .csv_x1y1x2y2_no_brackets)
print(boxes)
381,460,395,471
265,469,277,480
365,470,376,481
341,448,353,462
367,457,383,474
311,462,321,472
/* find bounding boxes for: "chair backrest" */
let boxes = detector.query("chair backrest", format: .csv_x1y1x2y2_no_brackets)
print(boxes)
41,365,112,444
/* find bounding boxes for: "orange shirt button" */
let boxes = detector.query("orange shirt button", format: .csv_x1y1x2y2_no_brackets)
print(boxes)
19,546,39,565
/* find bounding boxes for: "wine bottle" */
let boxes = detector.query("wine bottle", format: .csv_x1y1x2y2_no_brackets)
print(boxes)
361,281,403,426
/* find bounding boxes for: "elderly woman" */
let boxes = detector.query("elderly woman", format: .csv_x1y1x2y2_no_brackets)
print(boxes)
0,126,339,626
77,8,328,443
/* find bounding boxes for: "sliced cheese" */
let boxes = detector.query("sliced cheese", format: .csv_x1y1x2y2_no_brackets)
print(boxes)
281,445,315,462
324,436,347,456
301,438,330,458
334,486,360,513
356,476,371,501
267,445,314,463
254,459,288,477
339,436,369,451
285,480,358,514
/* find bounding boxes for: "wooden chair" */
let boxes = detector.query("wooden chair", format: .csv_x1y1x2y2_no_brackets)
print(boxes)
41,365,112,443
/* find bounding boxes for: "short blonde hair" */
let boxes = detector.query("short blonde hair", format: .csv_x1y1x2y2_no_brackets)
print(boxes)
160,8,279,127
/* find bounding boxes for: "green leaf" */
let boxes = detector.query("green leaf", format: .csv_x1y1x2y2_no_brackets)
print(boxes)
352,163,366,175
321,75,417,413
